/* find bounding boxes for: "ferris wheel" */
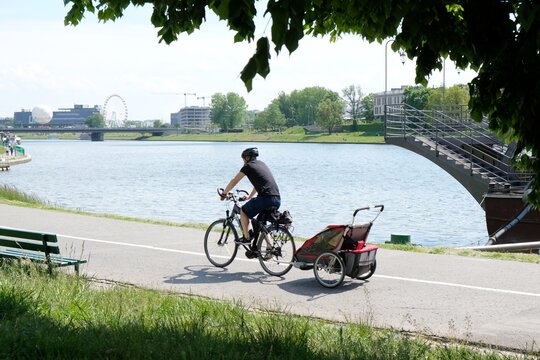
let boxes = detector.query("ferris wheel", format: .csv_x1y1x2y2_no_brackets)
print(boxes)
102,94,128,127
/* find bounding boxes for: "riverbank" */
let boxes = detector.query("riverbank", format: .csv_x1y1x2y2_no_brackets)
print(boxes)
18,124,386,144
0,185,538,264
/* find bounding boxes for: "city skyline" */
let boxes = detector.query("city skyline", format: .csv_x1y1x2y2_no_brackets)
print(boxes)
0,2,477,121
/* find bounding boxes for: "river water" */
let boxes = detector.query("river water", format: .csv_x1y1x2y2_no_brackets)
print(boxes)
0,140,487,247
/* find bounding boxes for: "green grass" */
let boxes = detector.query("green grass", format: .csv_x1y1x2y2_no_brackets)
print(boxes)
0,263,534,359
146,129,385,144
100,125,385,143
18,125,385,143
0,184,52,206
377,243,540,264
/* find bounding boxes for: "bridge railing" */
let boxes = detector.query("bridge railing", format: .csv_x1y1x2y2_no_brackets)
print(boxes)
385,104,533,190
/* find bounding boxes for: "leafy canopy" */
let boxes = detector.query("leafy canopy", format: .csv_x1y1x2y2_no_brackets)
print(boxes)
210,92,247,131
64,0,540,205
85,112,105,128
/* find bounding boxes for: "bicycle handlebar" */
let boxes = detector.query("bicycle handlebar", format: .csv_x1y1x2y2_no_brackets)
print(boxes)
217,188,248,202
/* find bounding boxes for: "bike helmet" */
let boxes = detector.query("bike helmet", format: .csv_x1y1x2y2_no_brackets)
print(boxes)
241,147,259,158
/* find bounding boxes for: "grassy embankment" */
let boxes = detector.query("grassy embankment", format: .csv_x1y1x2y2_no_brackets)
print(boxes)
19,124,386,143
1,263,536,359
146,124,385,143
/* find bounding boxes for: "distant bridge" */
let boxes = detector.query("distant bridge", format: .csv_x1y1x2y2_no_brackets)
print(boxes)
0,127,173,141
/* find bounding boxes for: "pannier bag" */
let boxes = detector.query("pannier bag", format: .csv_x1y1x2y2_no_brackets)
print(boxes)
278,210,293,227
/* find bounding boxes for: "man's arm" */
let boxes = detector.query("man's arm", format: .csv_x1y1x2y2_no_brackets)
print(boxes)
222,171,246,198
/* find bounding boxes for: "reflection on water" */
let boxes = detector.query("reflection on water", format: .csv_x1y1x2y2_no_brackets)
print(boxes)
0,140,487,247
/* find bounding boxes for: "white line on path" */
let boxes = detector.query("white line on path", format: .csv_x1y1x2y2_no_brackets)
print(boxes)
59,234,257,263
375,275,540,298
61,233,540,298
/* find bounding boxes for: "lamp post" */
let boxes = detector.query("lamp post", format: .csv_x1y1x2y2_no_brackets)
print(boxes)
384,39,406,138
442,57,446,102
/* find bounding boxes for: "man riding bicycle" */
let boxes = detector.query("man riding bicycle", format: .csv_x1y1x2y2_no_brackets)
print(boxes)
221,147,281,248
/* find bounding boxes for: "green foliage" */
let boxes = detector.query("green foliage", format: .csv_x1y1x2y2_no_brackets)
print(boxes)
253,101,286,131
403,86,431,110
361,93,375,122
84,112,105,128
277,86,340,126
315,97,345,134
428,84,469,109
210,92,247,131
63,1,540,206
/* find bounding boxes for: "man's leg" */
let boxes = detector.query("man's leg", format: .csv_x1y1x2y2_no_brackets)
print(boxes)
240,209,251,239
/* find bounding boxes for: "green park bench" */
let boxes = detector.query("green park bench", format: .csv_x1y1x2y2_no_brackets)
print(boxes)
0,227,86,275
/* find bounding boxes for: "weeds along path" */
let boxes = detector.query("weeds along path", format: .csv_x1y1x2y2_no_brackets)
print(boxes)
0,203,539,353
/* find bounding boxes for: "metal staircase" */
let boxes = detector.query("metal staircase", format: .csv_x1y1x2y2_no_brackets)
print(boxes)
384,104,533,205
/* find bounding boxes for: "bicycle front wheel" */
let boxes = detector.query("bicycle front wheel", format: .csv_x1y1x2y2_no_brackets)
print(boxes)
204,219,239,267
258,225,296,277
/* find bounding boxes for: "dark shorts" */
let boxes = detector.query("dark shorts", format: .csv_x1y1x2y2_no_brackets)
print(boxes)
241,195,281,219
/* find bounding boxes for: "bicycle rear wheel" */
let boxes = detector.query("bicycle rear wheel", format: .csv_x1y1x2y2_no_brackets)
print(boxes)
314,251,345,288
204,219,238,267
258,225,295,277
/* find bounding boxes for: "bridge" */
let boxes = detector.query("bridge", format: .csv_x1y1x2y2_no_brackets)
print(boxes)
0,127,172,141
383,104,532,204
384,105,540,247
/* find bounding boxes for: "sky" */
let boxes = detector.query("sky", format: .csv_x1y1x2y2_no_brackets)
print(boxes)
0,2,478,121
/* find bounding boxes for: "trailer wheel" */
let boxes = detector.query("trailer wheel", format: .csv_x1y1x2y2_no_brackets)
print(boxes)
314,251,345,288
356,260,377,280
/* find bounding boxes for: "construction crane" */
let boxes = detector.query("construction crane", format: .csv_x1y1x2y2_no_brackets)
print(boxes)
183,93,196,107
197,96,207,106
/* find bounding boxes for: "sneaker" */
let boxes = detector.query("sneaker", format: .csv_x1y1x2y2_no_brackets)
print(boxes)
262,250,273,260
235,236,251,245
245,250,258,259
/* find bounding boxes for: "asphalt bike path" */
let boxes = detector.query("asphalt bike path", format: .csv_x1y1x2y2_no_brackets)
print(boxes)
1,204,538,352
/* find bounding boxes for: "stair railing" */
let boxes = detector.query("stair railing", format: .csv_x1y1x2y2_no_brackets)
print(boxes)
385,104,533,191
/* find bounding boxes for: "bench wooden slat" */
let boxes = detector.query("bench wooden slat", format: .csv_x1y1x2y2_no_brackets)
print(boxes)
0,228,58,242
0,249,87,265
0,237,60,254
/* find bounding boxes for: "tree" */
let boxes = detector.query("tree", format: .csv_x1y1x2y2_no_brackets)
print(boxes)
210,92,247,131
85,113,105,128
315,98,345,134
403,86,431,110
64,1,540,206
427,84,470,110
278,87,340,126
254,101,286,131
361,93,375,123
342,85,363,130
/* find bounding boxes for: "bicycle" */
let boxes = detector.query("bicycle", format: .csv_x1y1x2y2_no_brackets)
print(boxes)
204,188,296,276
